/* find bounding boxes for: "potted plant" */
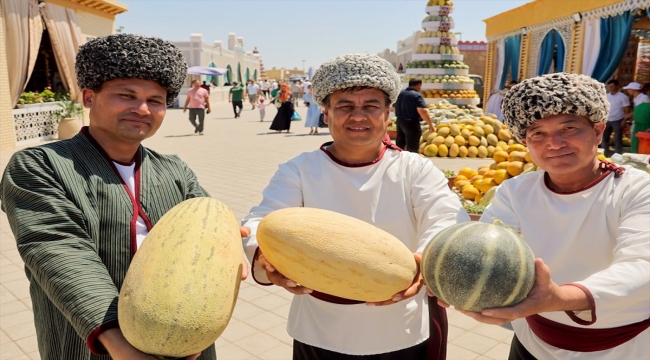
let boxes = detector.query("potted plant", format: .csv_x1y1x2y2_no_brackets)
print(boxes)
387,118,398,140
443,170,456,190
54,100,83,140
463,202,485,222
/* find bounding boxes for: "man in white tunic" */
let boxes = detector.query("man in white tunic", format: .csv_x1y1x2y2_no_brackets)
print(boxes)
451,73,650,359
241,54,469,360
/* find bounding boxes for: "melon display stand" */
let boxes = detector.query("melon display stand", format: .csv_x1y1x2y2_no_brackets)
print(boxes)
402,1,480,107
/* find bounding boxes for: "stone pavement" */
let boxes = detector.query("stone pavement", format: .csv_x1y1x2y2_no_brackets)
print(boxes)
0,101,513,359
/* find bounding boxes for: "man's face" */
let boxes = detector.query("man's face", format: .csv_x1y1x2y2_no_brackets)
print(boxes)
83,78,167,144
192,80,200,89
607,83,619,94
323,88,390,149
524,114,604,177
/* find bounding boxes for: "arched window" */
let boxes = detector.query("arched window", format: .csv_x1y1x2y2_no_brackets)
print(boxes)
537,29,565,75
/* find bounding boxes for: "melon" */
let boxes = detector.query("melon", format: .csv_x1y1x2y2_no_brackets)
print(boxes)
421,220,535,312
256,207,417,302
118,198,243,358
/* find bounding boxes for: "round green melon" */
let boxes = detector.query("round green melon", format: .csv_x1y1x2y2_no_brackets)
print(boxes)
421,220,535,312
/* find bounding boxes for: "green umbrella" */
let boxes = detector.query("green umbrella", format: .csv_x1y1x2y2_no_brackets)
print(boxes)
226,65,232,84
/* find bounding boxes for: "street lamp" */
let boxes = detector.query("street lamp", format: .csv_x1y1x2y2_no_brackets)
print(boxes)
455,32,462,41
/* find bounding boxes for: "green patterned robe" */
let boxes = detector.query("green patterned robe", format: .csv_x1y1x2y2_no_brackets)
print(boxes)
0,132,217,360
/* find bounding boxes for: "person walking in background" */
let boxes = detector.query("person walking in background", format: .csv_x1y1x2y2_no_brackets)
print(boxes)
302,78,312,106
602,79,630,156
258,97,267,122
291,80,302,107
393,78,434,152
303,84,321,135
261,79,271,97
269,83,294,133
246,79,260,110
623,82,650,140
183,79,211,135
229,81,244,118
200,80,211,94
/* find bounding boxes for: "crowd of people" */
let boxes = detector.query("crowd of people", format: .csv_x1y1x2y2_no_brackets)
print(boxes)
0,33,648,360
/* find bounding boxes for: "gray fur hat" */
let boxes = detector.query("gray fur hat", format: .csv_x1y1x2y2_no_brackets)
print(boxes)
76,34,187,107
502,72,609,142
311,54,401,106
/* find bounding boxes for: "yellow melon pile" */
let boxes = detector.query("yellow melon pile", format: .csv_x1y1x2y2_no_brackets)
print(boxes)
452,144,540,204
419,115,520,159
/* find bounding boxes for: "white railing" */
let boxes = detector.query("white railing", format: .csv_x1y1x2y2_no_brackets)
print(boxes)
11,102,81,146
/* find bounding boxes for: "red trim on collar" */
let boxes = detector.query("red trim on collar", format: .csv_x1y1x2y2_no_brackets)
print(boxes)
80,126,152,257
543,161,626,195
319,135,401,168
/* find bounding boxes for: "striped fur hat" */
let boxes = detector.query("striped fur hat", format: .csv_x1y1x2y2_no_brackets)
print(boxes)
311,54,401,107
76,34,187,107
501,73,610,142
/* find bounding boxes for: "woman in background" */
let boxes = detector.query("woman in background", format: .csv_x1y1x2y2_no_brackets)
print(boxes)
303,84,321,135
270,83,294,133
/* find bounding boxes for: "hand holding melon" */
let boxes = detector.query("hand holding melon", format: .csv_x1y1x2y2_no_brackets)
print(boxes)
256,207,418,302
421,219,536,313
256,250,314,295
366,253,424,306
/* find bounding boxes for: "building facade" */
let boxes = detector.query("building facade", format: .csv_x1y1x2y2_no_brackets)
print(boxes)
1,0,127,150
458,40,488,80
171,32,261,105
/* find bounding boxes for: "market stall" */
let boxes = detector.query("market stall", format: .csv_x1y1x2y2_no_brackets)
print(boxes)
482,0,650,105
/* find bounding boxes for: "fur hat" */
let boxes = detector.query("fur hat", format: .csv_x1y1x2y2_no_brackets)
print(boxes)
76,34,187,107
501,72,609,142
311,54,401,107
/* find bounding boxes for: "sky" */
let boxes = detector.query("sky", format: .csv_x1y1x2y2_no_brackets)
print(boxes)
115,0,532,70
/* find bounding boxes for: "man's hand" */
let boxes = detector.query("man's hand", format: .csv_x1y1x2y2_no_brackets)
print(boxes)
206,108,211,114
98,328,200,360
428,124,435,133
367,253,424,306
183,108,187,113
239,227,251,280
257,251,312,295
444,259,590,326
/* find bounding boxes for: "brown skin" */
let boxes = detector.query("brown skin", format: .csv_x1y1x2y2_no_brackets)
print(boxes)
88,78,248,357
432,114,598,324
256,88,424,305
83,78,167,163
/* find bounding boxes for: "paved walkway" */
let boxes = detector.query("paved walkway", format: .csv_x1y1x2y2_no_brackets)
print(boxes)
0,102,512,359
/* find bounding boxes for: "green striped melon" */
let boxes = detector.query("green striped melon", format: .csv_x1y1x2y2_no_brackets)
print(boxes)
421,219,535,312
118,198,243,358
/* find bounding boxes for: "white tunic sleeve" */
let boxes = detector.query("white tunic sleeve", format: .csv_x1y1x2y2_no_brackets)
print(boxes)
572,176,650,324
411,160,471,252
241,161,303,284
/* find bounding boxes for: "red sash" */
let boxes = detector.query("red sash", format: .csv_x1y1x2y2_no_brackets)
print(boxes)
526,314,650,352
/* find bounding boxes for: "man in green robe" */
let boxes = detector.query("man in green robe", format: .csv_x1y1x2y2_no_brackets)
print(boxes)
0,34,244,360
631,102,650,153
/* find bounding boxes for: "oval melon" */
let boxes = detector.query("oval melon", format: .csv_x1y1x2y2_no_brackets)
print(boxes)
424,144,439,157
421,220,535,312
449,143,460,158
257,207,417,302
119,198,243,358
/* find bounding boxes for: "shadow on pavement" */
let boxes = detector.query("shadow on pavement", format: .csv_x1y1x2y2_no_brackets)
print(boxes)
164,134,199,138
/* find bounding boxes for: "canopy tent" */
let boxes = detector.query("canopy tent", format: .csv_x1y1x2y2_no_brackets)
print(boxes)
245,68,250,83
237,62,242,83
187,66,228,76
253,69,258,80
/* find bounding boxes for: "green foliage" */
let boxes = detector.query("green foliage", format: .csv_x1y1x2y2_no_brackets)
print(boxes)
463,203,485,215
53,100,83,122
442,169,456,178
17,88,70,106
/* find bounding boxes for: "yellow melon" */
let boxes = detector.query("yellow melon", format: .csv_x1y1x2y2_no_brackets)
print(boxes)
119,198,243,358
477,146,488,159
423,144,439,157
432,136,445,146
507,161,525,177
257,208,418,302
484,124,495,135
496,161,510,171
486,133,499,146
450,124,461,136
493,150,509,163
468,136,481,147
444,136,455,148
462,186,480,200
458,167,475,179
459,145,469,158
524,151,533,163
455,135,467,146
508,151,527,162
449,143,460,158
468,146,479,158
487,145,496,157
438,144,449,157
437,127,450,137
507,144,527,153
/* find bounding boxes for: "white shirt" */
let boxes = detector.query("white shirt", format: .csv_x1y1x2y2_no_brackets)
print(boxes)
303,81,312,94
261,81,271,91
242,147,469,355
634,93,649,107
247,84,259,95
271,81,279,90
607,92,630,121
481,167,650,360
113,162,149,249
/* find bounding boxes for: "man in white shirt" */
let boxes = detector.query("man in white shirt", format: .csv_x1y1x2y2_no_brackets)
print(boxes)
261,79,271,98
623,82,649,135
271,79,279,90
245,79,260,110
242,54,469,360
448,73,650,360
602,79,630,156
